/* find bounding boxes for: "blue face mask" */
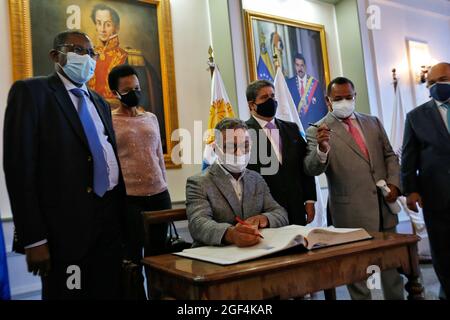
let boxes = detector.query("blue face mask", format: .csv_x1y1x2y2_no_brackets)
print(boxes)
429,82,450,103
58,52,96,84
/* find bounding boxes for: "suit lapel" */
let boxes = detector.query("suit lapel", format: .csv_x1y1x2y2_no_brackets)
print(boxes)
425,101,450,145
209,164,243,217
326,113,370,164
275,118,290,165
49,74,89,149
354,113,374,168
88,90,116,147
241,170,255,219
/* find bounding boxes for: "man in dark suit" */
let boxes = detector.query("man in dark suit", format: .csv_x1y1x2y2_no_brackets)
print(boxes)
245,80,316,226
286,53,328,130
401,62,450,299
3,30,126,299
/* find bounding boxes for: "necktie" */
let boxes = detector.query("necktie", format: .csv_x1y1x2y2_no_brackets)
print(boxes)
265,121,282,159
300,79,305,97
442,103,450,133
342,118,370,160
70,88,109,197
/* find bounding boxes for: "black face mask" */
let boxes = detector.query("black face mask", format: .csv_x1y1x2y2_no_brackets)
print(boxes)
255,98,278,118
119,90,141,107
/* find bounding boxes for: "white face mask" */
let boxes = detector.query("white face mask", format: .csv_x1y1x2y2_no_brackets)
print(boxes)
215,146,250,173
331,99,355,119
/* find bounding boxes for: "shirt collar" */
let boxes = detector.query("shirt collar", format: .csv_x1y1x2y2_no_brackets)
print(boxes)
252,115,276,129
297,74,307,83
57,72,89,94
435,99,449,107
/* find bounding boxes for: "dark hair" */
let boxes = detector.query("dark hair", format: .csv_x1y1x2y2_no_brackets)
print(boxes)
326,77,355,96
215,118,248,133
108,65,139,92
294,53,306,64
91,4,120,28
53,30,90,50
246,80,274,101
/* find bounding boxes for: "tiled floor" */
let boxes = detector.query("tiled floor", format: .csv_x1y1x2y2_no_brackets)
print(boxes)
308,262,440,300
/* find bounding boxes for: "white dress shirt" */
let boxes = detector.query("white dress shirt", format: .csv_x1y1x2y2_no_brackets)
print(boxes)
217,162,245,202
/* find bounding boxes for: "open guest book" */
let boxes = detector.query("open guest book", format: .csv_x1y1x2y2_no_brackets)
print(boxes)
174,225,372,265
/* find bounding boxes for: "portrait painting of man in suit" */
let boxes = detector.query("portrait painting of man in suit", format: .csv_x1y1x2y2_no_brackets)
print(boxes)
246,12,330,130
26,0,168,152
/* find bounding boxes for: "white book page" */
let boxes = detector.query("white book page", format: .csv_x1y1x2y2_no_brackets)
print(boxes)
174,225,370,264
175,225,307,265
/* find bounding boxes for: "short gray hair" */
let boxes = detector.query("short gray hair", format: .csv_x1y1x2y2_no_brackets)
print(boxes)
246,80,274,101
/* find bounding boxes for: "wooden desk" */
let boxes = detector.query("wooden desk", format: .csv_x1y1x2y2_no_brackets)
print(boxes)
143,232,424,300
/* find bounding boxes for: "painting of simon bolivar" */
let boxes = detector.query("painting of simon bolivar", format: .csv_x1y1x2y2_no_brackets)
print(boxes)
28,0,168,152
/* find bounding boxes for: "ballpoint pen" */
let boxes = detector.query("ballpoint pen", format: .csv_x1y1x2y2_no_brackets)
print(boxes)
308,123,333,132
235,216,264,239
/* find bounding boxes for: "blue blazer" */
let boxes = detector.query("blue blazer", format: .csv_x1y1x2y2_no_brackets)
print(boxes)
401,99,450,211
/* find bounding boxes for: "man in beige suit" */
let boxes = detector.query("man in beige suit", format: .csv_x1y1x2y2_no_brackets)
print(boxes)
186,118,289,247
304,77,404,300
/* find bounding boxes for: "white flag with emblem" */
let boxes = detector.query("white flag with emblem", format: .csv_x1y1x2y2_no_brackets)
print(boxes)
274,67,327,227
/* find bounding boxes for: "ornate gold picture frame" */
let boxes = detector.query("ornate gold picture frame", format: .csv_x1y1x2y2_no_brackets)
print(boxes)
244,11,331,130
9,0,180,168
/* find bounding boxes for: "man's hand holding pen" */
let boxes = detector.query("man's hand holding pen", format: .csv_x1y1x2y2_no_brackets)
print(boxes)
312,123,332,153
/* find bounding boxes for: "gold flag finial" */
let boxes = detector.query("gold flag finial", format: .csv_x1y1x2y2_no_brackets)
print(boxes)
207,45,215,78
392,68,398,92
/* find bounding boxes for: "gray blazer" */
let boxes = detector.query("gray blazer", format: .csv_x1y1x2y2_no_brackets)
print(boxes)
304,112,400,231
186,163,289,247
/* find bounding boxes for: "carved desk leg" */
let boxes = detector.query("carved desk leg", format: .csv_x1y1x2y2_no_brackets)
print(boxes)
405,243,425,300
405,276,425,300
324,288,337,300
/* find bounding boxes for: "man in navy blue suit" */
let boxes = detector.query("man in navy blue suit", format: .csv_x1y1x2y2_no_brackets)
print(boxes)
401,62,450,299
3,30,127,299
286,53,328,130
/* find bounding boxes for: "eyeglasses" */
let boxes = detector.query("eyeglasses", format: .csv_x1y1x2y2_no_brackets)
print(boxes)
58,43,100,60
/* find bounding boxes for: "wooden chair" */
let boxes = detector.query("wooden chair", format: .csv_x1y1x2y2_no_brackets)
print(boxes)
141,208,189,300
142,207,187,225
141,208,190,256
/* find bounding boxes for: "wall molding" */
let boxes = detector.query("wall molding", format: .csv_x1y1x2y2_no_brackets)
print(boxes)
371,0,450,20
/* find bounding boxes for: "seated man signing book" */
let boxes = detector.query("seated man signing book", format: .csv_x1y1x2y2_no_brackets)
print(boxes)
186,118,289,247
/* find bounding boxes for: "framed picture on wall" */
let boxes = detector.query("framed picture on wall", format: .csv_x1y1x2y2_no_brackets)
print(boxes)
244,10,330,130
8,0,180,168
